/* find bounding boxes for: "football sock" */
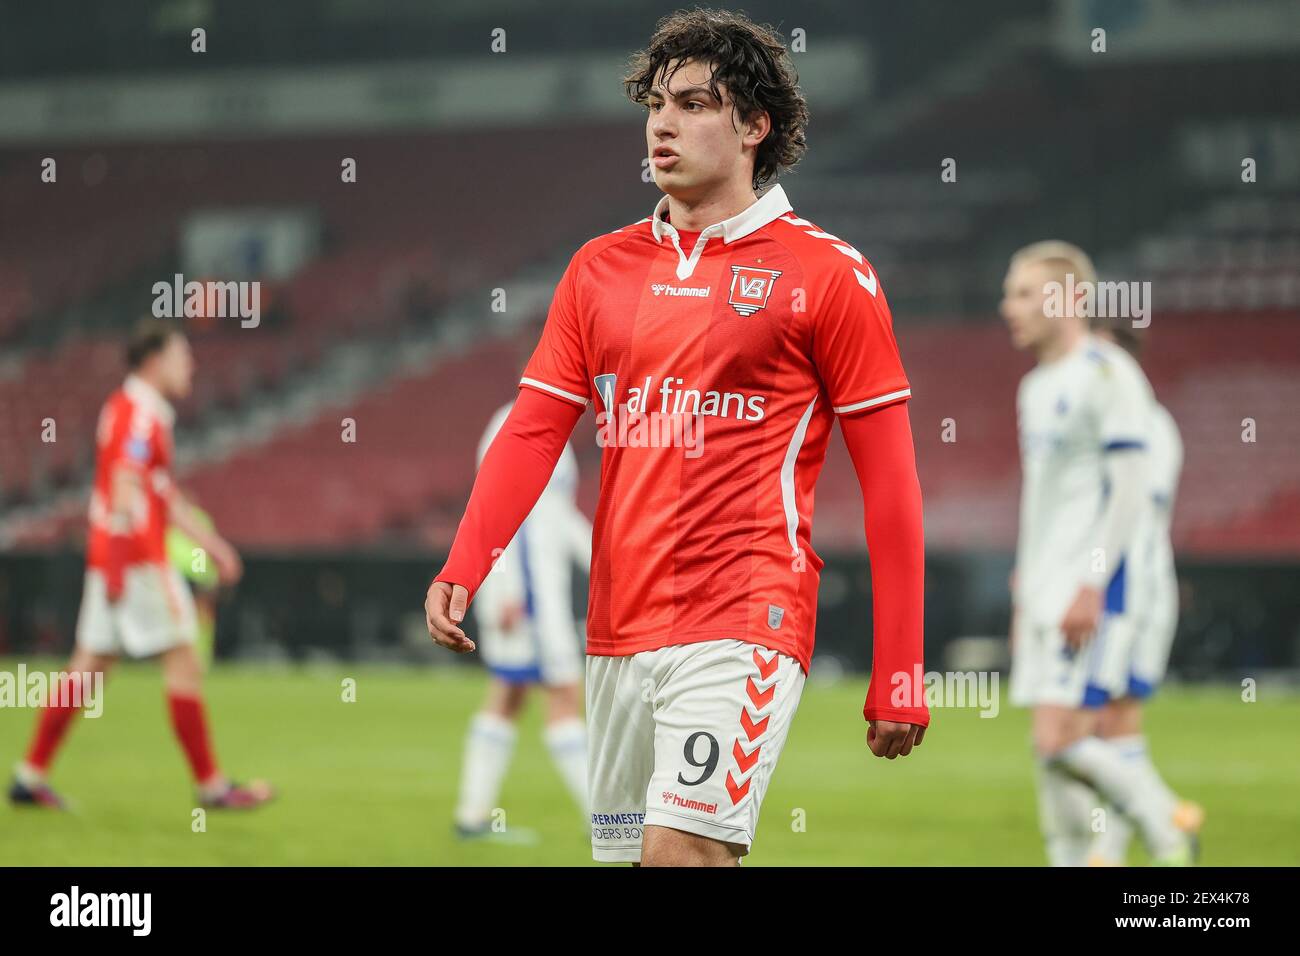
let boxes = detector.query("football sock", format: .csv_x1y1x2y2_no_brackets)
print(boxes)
543,716,589,816
24,699,81,774
454,711,517,829
166,692,220,786
1053,736,1184,858
1090,734,1176,863
1036,757,1100,866
1089,800,1135,864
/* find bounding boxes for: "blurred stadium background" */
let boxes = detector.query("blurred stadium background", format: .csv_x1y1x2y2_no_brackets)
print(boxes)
1,0,1297,865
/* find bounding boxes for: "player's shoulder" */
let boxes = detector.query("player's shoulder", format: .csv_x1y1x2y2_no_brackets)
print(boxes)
1152,402,1182,446
569,219,654,268
94,388,131,443
768,210,882,288
1018,360,1066,411
1081,333,1122,367
1081,334,1150,389
101,386,130,415
102,385,152,430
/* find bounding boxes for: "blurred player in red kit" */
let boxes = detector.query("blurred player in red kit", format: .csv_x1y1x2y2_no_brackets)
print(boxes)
426,9,928,865
9,318,273,811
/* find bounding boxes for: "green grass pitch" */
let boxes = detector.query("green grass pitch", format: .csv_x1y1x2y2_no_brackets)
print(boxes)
2,658,1297,866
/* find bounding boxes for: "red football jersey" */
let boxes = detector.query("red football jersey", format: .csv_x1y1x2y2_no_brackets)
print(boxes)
86,375,176,569
520,185,911,672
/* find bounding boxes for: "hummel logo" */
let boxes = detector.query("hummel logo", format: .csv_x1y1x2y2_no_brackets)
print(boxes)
651,283,711,297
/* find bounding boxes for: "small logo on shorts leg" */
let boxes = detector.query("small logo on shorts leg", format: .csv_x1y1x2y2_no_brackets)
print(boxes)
767,604,784,630
660,790,718,815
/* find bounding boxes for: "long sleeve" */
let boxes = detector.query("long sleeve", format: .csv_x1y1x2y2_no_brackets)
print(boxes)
435,386,584,606
1081,447,1146,591
1080,345,1151,592
839,401,930,727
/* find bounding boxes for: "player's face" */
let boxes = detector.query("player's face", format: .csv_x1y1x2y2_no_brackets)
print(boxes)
999,260,1060,351
154,333,195,400
645,59,765,199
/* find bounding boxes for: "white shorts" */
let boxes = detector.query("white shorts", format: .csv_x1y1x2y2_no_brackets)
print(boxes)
76,565,198,659
586,638,806,863
1010,612,1135,709
477,617,583,687
1128,587,1178,697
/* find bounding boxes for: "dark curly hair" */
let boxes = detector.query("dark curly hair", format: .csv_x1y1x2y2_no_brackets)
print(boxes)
623,8,809,189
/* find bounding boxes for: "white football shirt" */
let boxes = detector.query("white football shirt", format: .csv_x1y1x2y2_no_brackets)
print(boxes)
1013,334,1154,629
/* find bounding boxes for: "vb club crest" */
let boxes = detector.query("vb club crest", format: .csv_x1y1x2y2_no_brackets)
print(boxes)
728,265,782,316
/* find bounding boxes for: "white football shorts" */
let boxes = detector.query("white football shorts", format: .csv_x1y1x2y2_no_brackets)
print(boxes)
477,617,583,687
1127,582,1179,697
1010,611,1135,709
76,564,198,659
586,638,805,863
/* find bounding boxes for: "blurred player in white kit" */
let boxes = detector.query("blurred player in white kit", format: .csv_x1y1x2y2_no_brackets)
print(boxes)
1002,241,1198,866
452,399,593,839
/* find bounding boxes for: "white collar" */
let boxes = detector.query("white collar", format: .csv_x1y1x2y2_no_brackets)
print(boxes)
651,183,793,245
124,374,176,427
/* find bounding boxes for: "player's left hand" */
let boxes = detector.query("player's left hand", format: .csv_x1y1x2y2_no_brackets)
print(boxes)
1060,585,1103,650
210,539,243,586
867,720,925,759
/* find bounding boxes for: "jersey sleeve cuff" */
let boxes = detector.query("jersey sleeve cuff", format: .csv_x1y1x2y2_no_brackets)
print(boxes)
863,704,931,727
519,376,589,407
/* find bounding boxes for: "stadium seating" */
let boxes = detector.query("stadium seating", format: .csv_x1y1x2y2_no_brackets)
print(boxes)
0,124,645,505
3,113,1297,559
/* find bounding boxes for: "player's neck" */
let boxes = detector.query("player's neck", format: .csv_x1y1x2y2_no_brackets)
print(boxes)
127,370,170,402
663,180,759,234
1035,322,1087,365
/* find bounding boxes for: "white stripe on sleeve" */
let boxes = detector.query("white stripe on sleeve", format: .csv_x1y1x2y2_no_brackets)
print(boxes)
519,377,590,407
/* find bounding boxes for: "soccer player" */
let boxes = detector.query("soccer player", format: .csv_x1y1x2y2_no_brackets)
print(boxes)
1086,317,1203,865
8,318,273,811
1001,242,1193,865
425,9,929,866
453,397,592,839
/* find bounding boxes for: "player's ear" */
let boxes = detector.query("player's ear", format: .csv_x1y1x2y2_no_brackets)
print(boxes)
744,109,771,146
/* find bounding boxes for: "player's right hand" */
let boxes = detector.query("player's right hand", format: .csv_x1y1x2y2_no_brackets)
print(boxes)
210,538,244,586
867,720,926,760
105,566,125,605
425,580,475,653
1060,585,1102,650
499,601,524,632
105,534,128,604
